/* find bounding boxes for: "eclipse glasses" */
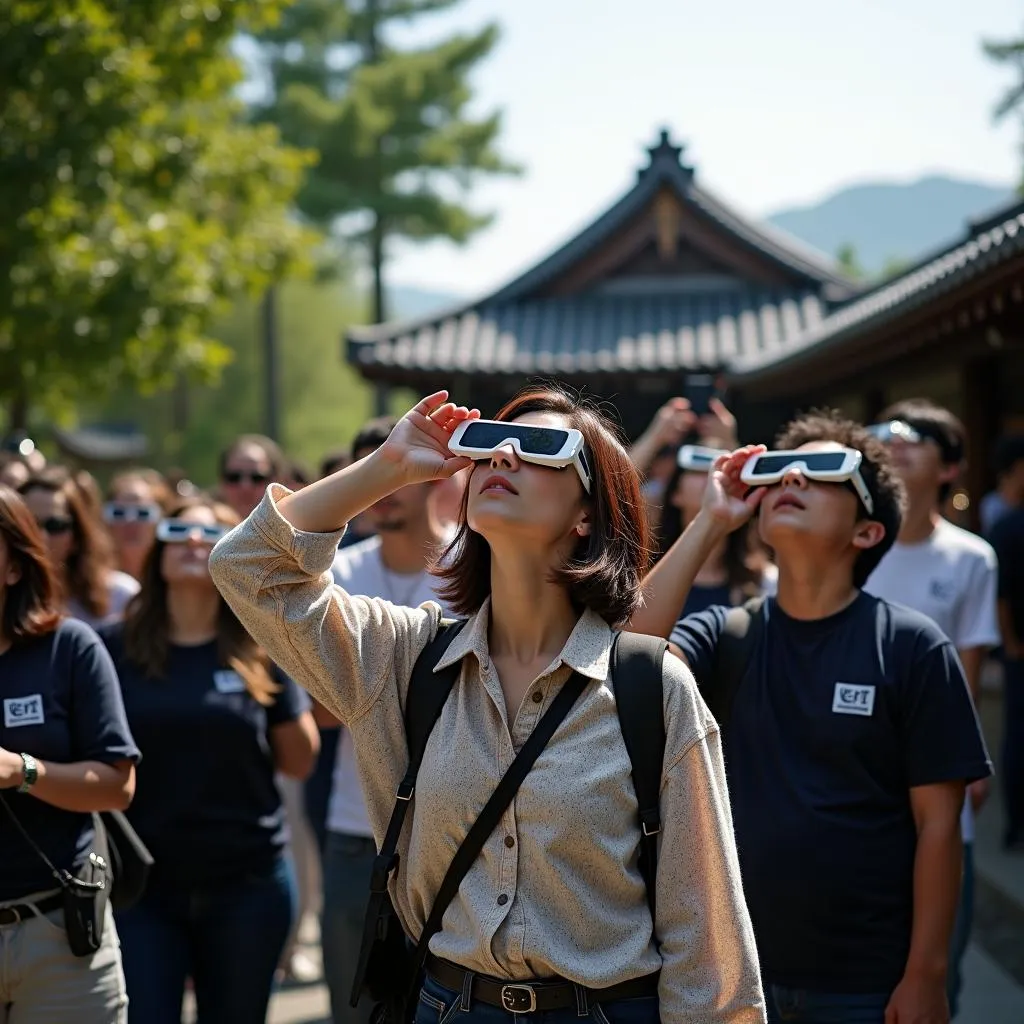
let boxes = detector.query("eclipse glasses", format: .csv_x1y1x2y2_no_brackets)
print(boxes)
448,420,592,494
156,520,229,545
677,445,729,472
103,502,162,525
740,448,874,515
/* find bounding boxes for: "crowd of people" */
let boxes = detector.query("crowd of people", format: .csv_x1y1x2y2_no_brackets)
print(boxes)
0,387,1021,1024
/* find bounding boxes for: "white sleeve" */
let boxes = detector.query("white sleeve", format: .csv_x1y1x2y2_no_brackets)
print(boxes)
952,548,1000,651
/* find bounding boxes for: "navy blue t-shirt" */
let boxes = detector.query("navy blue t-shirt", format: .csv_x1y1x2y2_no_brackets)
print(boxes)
100,626,310,887
671,593,991,992
0,619,140,902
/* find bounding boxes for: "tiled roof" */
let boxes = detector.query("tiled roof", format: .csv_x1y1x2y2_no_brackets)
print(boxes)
347,290,826,377
731,197,1024,381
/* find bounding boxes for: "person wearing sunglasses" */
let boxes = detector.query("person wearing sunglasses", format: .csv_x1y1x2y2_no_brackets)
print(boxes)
630,411,991,1024
103,469,173,583
861,401,999,1019
0,484,140,1023
658,445,775,617
98,500,319,1024
19,468,140,629
209,386,765,1024
218,434,288,519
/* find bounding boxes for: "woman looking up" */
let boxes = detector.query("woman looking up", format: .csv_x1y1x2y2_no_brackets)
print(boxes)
209,388,765,1023
19,468,139,628
100,498,319,1024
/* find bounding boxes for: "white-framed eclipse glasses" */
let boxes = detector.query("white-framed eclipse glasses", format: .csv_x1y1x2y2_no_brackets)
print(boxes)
867,420,923,445
103,502,162,525
156,520,229,545
677,444,729,472
448,419,592,494
740,448,874,515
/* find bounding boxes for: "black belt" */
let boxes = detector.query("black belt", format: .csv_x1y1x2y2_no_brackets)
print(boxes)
0,892,63,927
425,954,660,1014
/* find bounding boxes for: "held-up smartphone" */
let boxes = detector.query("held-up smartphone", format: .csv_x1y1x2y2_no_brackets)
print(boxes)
683,373,719,417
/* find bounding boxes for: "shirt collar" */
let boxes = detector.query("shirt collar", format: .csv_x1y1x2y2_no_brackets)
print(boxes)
433,598,612,682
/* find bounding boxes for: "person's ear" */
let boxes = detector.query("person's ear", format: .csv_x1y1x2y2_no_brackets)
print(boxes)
5,562,22,587
574,509,592,538
938,462,961,489
851,520,886,551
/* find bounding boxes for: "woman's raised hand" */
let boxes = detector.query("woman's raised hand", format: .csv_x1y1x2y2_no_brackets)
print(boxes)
377,391,481,484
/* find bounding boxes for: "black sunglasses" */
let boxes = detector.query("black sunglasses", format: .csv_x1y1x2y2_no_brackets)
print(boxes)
222,470,271,485
36,517,74,536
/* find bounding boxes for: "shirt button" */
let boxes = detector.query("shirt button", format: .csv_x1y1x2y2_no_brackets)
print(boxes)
497,894,508,906
504,835,515,848
531,691,543,703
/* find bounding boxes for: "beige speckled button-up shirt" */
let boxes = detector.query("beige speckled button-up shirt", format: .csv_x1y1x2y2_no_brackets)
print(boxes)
209,486,765,1023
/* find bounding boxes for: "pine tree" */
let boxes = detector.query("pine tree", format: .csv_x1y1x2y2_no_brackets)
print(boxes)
983,30,1024,189
253,0,519,323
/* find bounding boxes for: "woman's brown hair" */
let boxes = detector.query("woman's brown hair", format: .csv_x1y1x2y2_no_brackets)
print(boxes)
434,386,653,627
108,467,174,511
19,467,114,619
0,484,62,642
122,498,279,705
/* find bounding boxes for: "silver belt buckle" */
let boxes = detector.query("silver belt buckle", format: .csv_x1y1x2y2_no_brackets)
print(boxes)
500,984,538,1014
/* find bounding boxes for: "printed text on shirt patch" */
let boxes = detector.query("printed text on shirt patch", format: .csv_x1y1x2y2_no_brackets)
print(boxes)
832,683,876,717
213,670,246,694
4,695,45,728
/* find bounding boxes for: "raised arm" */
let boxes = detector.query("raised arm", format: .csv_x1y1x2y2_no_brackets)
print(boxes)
209,392,479,722
629,446,766,639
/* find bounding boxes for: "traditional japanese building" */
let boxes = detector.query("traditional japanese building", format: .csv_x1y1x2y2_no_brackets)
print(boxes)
346,129,856,437
346,130,1024,522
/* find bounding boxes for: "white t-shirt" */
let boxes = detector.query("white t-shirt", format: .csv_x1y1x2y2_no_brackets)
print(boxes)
327,536,451,838
864,518,999,841
67,570,140,629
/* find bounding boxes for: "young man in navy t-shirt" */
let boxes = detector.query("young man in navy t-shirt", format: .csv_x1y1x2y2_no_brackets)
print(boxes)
630,410,991,1024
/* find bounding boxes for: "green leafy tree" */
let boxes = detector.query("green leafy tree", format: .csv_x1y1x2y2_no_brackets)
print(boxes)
983,28,1024,188
0,0,317,431
252,0,520,323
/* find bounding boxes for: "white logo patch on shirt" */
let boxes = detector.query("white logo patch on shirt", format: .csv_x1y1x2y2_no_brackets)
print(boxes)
832,683,876,717
213,670,246,694
4,695,45,728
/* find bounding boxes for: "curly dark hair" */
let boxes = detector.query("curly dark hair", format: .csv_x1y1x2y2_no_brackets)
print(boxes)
775,409,906,588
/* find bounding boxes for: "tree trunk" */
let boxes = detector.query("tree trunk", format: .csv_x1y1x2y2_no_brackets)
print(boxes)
7,388,28,435
262,285,281,441
370,213,386,324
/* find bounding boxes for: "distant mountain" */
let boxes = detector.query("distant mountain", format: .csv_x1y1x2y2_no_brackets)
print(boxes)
387,285,464,320
767,176,1016,277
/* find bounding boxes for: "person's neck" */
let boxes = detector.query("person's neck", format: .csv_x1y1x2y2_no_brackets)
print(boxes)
118,551,146,582
898,495,939,545
378,519,446,575
775,554,859,621
166,586,220,645
487,550,580,665
999,479,1024,507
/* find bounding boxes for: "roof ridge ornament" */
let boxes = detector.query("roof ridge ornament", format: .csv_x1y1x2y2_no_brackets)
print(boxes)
641,128,694,183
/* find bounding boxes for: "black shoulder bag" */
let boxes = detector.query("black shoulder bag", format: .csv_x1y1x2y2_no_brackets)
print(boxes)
352,621,590,1024
0,793,109,957
94,810,154,910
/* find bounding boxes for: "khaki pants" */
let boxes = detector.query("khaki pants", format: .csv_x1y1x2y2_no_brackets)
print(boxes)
0,898,127,1024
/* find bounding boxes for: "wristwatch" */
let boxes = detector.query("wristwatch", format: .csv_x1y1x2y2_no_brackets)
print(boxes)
17,753,38,793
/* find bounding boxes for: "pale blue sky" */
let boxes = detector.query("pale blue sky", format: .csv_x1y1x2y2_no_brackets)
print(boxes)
379,0,1022,297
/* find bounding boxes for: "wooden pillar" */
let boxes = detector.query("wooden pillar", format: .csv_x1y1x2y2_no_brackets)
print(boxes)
961,355,1000,533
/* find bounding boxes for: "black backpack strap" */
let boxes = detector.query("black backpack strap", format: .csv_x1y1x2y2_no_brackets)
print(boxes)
404,669,590,1003
350,617,466,1007
612,631,668,925
706,596,766,728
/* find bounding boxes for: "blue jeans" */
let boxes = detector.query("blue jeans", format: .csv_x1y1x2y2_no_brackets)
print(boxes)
115,854,295,1024
321,831,378,1024
947,841,974,1018
414,974,660,1024
304,726,341,855
765,985,888,1023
